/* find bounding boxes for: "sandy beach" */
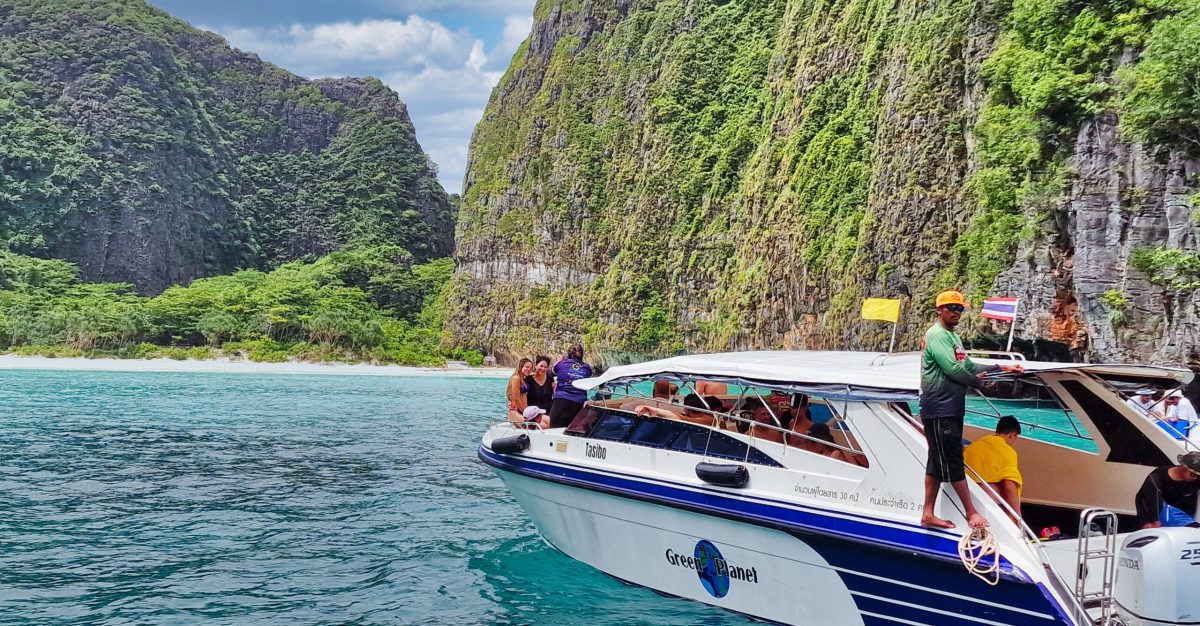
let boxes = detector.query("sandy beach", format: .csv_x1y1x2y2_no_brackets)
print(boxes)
0,354,512,378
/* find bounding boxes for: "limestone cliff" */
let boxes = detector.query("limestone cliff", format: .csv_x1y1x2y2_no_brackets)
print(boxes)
0,0,455,293
451,0,1199,365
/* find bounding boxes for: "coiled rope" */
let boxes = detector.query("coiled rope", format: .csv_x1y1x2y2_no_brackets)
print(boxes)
958,527,1000,586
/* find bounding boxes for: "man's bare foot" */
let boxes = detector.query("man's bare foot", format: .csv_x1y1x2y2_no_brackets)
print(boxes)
921,513,955,529
967,513,989,529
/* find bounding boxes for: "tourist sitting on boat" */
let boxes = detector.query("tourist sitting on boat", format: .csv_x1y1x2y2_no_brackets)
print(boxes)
507,358,533,422
549,344,593,428
729,397,761,434
617,379,678,411
788,394,813,437
695,380,728,396
963,416,1023,517
524,355,555,412
654,379,679,400
522,405,550,429
766,390,792,412
749,403,788,445
796,423,868,467
1126,388,1163,418
1161,390,1197,441
634,394,721,427
1135,451,1200,529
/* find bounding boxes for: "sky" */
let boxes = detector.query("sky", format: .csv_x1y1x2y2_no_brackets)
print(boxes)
151,0,538,194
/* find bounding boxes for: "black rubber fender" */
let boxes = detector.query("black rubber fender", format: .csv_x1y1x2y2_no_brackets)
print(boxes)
491,434,530,455
695,461,749,488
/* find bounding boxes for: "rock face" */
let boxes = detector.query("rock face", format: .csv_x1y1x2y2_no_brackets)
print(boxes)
450,0,1200,366
998,116,1200,364
0,0,454,293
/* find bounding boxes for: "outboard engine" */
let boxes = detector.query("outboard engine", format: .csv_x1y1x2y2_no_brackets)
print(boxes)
1113,528,1200,626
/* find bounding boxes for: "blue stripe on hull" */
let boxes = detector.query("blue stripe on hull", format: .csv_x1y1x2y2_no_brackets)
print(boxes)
816,545,1060,623
836,570,1056,625
479,446,1074,626
481,447,1003,573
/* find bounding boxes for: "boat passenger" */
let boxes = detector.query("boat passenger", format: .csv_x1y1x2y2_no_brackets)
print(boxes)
695,380,728,396
507,358,533,422
1161,390,1197,441
522,405,550,429
525,355,555,412
766,390,792,412
702,396,726,416
653,380,679,399
963,416,1023,518
788,394,813,438
919,290,1024,530
617,379,678,412
680,393,720,427
799,424,868,467
1135,452,1200,529
730,398,761,434
750,405,787,445
633,394,720,427
1126,388,1166,421
549,344,593,429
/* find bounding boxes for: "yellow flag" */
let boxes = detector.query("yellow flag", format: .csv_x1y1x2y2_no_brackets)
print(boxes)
861,298,901,323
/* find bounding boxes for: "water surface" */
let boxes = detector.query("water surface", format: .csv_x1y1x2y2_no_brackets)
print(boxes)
0,369,746,625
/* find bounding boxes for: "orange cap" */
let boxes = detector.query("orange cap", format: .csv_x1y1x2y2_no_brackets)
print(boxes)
935,290,968,308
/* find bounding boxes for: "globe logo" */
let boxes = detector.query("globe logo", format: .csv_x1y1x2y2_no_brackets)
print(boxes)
694,540,730,598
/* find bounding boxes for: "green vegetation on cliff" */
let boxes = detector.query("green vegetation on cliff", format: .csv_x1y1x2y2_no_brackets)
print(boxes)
0,249,477,366
0,0,454,293
452,0,1200,362
954,0,1188,295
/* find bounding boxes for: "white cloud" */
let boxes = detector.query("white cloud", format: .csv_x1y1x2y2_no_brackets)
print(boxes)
378,0,536,15
209,13,535,193
499,14,534,58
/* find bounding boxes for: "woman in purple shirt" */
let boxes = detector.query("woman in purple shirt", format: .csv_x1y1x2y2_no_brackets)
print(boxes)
548,343,593,428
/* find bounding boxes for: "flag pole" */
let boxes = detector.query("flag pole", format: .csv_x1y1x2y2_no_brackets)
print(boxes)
888,299,902,353
1005,298,1019,352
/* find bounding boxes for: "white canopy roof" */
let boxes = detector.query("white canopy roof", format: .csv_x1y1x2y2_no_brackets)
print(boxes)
573,350,1194,392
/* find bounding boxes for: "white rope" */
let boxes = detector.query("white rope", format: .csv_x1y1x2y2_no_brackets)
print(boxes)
958,527,1000,586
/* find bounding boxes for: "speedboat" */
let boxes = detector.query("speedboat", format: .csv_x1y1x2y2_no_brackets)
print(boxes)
478,351,1199,625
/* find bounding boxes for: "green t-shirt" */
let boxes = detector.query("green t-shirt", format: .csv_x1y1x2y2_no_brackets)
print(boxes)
919,323,994,418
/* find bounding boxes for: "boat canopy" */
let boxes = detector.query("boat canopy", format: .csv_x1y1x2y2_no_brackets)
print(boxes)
573,350,1195,400
974,358,1195,386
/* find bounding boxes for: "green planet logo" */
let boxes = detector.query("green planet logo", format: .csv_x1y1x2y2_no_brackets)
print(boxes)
664,540,759,598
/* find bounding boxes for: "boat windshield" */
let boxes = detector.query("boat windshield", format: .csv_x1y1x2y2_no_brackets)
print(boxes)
909,376,1098,452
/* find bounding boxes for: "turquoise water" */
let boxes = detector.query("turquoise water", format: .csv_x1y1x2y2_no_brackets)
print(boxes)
0,369,747,625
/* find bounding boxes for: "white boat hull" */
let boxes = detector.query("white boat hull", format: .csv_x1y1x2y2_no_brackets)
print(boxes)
498,469,864,625
483,444,1077,626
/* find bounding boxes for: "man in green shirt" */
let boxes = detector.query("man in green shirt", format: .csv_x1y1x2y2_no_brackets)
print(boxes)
919,290,1024,529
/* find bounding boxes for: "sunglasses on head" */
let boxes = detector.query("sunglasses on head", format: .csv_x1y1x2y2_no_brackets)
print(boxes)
942,304,965,313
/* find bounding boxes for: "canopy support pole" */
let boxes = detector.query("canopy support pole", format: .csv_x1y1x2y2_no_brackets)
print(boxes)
1005,299,1020,352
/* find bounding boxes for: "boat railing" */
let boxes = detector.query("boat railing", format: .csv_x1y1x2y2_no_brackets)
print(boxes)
493,419,545,432
596,397,868,463
964,465,1097,622
967,350,1027,361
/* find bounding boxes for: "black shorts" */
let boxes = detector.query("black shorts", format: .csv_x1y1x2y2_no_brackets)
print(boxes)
549,398,584,429
922,417,965,483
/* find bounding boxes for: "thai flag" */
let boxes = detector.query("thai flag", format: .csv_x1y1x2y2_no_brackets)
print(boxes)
980,297,1019,322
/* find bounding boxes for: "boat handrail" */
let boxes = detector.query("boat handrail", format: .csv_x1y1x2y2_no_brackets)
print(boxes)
596,399,868,460
964,465,1092,619
967,350,1027,361
493,420,545,432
